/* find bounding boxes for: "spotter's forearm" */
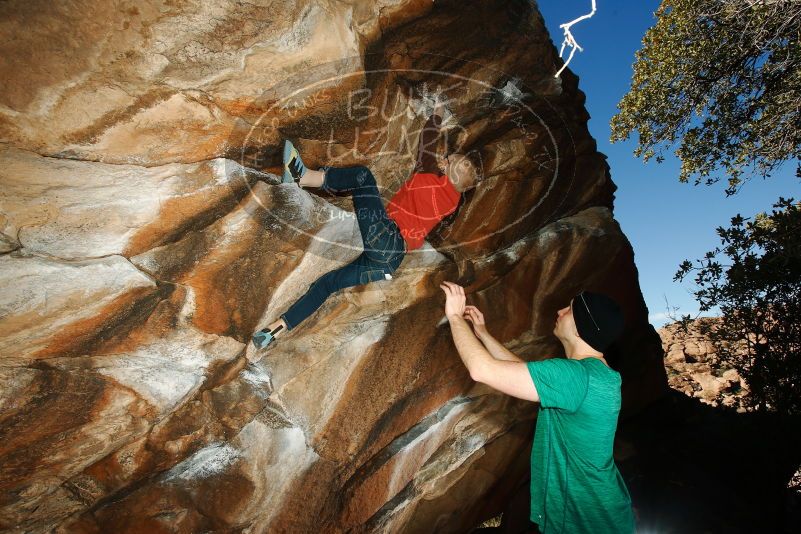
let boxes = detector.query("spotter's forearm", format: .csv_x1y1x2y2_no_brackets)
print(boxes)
477,331,525,363
447,315,495,381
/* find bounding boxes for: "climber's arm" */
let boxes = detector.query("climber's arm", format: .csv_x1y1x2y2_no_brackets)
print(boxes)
414,110,443,175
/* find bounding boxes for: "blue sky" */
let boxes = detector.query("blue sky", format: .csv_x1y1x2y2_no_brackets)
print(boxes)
536,0,800,327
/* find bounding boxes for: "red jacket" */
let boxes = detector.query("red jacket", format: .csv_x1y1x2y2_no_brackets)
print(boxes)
386,114,461,250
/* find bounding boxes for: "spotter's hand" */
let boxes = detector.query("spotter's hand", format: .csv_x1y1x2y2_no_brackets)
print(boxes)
464,305,489,338
440,281,466,319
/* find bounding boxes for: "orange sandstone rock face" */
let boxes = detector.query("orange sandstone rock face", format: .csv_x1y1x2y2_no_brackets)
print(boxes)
0,0,667,532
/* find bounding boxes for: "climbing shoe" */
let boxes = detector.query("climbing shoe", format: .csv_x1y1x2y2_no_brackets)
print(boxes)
282,139,307,184
251,324,284,350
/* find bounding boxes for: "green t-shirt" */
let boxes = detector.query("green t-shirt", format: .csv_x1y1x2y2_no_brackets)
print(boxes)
526,357,635,534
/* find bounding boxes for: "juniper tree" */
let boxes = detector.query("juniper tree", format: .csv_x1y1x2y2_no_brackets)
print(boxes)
674,198,801,414
614,0,801,413
610,0,801,195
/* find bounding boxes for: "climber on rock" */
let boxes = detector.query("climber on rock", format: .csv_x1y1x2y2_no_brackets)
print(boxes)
440,281,636,534
250,96,479,355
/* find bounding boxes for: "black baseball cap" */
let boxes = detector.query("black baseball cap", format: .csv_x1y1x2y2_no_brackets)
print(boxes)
571,291,625,352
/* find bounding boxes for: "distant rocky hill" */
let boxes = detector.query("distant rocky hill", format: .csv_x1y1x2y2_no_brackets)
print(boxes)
659,317,748,412
656,316,801,531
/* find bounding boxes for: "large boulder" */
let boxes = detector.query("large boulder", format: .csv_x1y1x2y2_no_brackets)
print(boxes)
0,0,668,532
